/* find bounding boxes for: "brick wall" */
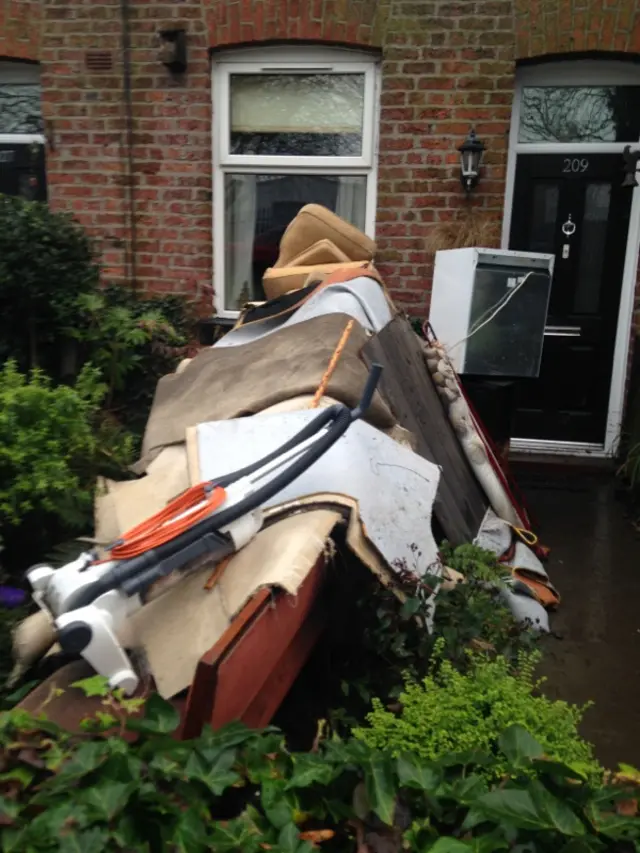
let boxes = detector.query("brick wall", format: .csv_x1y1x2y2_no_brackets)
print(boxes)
41,0,212,305
0,1,40,60
374,0,515,313
514,0,640,57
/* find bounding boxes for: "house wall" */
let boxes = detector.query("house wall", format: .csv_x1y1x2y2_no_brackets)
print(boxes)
4,0,640,318
0,1,40,61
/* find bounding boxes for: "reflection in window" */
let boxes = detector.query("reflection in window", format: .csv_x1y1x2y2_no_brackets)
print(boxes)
229,73,365,156
224,173,366,309
574,183,611,315
519,86,640,143
0,84,43,134
528,183,559,255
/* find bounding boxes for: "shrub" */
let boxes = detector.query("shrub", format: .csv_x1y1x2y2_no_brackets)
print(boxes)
0,361,133,557
0,683,638,853
323,545,539,735
0,195,99,374
353,645,599,782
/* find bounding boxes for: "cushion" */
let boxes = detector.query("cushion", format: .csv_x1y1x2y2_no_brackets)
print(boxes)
275,204,376,268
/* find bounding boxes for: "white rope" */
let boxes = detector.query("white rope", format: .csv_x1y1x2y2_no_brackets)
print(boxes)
445,271,534,354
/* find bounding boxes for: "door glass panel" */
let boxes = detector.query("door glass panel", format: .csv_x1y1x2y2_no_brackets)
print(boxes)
574,182,611,315
528,182,559,254
519,86,640,143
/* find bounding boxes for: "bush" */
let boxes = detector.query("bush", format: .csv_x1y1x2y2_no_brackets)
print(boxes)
322,544,539,736
0,361,134,568
353,644,599,782
0,682,638,853
72,284,195,437
0,195,99,375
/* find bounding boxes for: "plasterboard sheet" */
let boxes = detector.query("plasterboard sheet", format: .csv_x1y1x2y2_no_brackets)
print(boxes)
196,412,441,577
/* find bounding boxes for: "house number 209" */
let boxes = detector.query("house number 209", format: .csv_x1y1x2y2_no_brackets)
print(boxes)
563,157,589,173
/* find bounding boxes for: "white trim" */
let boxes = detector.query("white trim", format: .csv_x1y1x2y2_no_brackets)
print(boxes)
212,46,380,317
212,45,378,65
0,133,45,145
216,60,376,169
605,182,640,454
502,59,640,457
515,142,640,155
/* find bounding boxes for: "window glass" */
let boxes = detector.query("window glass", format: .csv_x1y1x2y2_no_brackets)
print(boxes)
224,173,367,309
0,83,43,134
519,86,640,143
229,73,365,156
574,182,611,315
528,182,559,254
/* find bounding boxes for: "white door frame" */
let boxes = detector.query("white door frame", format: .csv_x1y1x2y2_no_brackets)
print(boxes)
502,60,640,458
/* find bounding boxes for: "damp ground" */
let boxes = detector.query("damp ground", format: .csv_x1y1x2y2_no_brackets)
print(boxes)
515,463,640,769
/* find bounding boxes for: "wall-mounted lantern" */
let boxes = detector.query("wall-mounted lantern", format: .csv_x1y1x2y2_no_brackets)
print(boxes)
158,28,187,74
622,145,640,187
458,128,485,193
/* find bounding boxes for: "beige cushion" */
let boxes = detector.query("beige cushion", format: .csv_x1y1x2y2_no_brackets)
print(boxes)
275,204,376,268
284,238,351,268
263,261,373,301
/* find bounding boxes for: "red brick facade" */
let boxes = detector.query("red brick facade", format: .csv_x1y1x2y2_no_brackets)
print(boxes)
2,0,640,318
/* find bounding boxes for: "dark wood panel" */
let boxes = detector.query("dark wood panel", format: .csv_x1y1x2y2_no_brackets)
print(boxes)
182,557,327,737
361,315,488,545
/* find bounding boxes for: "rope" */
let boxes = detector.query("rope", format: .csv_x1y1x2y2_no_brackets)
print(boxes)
106,483,227,561
310,319,355,409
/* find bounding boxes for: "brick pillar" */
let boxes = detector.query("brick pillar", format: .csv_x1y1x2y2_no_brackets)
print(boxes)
374,0,515,315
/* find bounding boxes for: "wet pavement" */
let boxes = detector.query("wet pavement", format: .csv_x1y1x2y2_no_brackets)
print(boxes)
515,465,640,770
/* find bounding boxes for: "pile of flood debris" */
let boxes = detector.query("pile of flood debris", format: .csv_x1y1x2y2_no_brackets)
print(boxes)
11,204,559,734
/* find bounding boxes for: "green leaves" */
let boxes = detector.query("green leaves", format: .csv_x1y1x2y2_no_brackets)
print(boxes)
362,753,397,825
81,781,134,822
475,783,587,837
286,753,338,789
396,753,441,792
127,693,180,735
71,675,110,698
0,693,635,853
184,748,240,795
499,725,545,766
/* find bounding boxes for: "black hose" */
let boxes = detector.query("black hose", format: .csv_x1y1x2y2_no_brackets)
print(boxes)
65,406,352,611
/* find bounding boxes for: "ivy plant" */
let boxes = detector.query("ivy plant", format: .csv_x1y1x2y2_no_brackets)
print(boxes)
0,681,637,853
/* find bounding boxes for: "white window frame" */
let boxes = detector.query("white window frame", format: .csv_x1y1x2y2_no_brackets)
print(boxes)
0,60,44,145
212,46,381,318
502,60,640,458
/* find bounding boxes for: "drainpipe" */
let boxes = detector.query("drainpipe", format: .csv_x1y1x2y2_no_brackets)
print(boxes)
120,0,138,288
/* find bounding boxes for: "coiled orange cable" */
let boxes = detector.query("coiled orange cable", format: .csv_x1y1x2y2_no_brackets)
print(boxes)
106,483,227,561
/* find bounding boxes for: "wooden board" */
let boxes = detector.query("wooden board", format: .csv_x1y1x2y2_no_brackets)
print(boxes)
361,315,488,545
180,556,327,738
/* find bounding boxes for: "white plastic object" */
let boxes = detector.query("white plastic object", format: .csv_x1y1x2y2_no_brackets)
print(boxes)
55,590,141,696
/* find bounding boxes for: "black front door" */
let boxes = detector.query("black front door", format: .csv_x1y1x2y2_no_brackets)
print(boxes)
509,153,633,444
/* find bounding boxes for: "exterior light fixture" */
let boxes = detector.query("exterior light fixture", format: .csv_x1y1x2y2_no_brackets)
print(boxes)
458,128,485,193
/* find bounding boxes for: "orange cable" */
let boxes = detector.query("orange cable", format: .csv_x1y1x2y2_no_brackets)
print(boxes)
311,319,355,409
106,483,227,561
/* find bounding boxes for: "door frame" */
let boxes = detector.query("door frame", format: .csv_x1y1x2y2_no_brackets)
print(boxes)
501,60,640,458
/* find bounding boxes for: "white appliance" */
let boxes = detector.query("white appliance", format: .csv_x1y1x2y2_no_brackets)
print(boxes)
429,248,555,378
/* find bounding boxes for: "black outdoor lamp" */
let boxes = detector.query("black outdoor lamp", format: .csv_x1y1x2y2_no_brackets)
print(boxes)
458,128,485,193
